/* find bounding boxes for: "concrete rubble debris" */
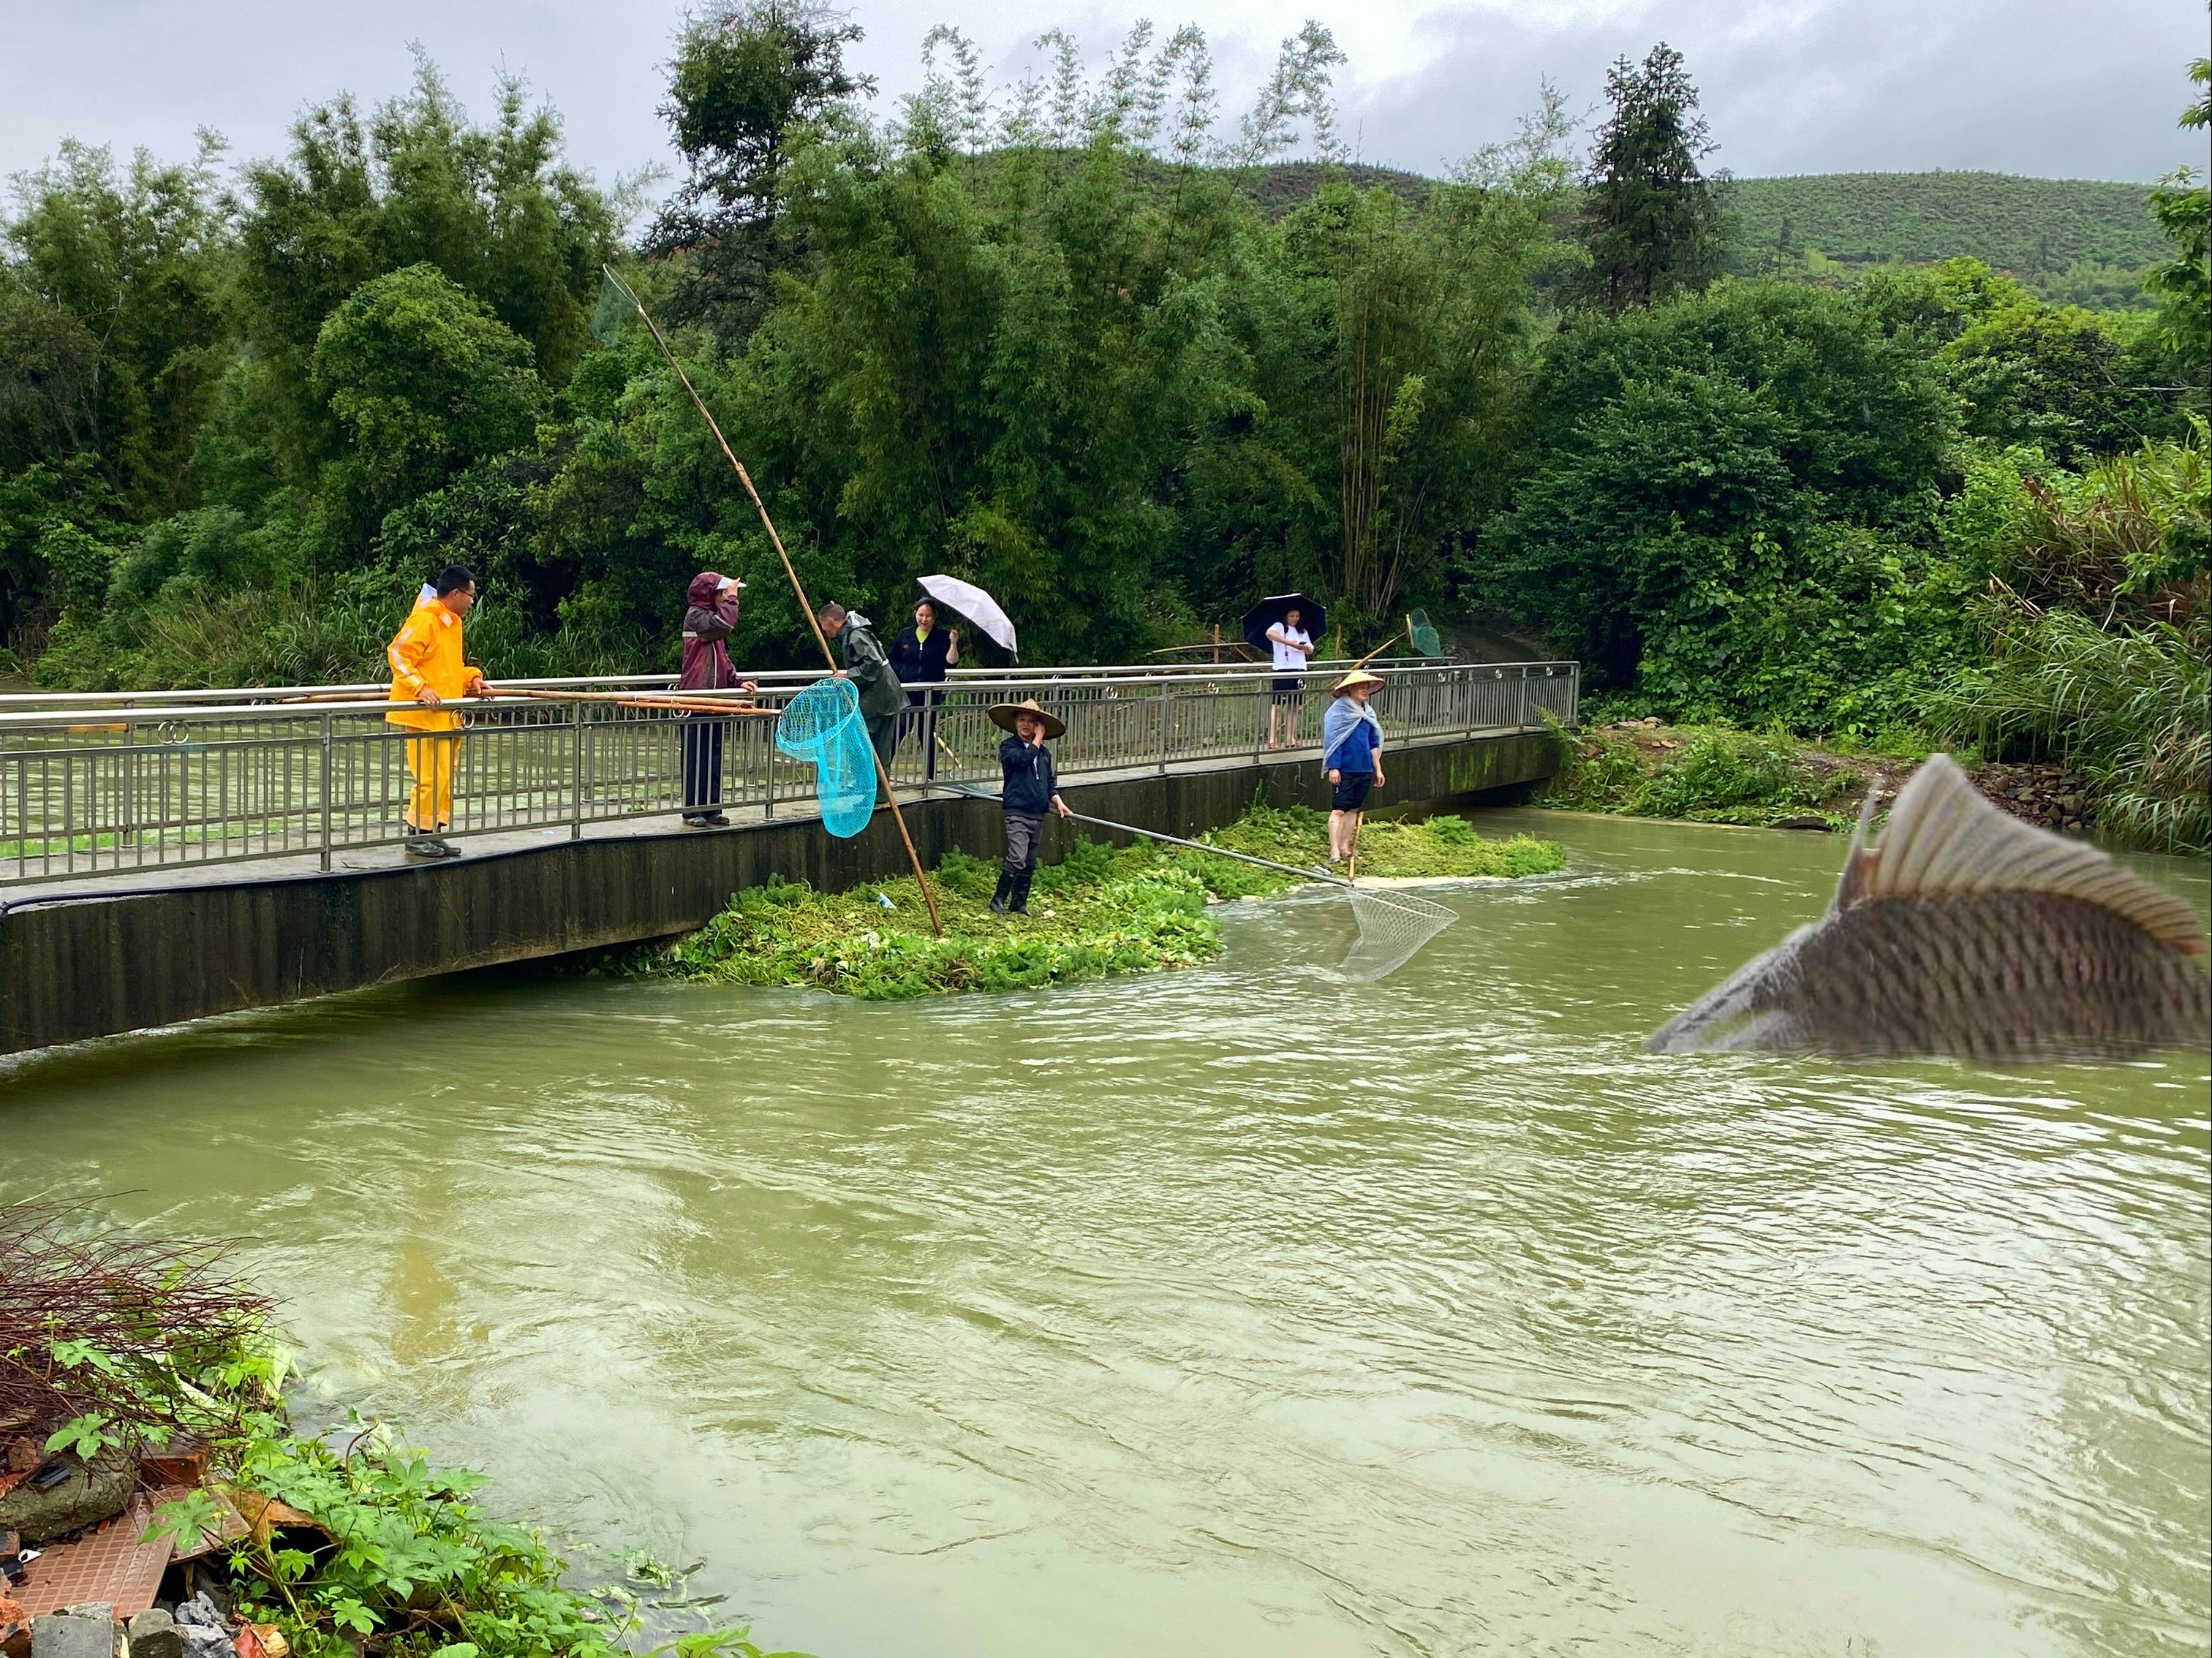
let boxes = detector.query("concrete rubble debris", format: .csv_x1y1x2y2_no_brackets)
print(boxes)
133,1443,209,1492
27,1605,114,1658
123,1611,179,1658
0,1458,135,1547
170,1594,232,1658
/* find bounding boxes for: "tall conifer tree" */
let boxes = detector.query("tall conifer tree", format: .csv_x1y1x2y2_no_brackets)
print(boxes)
1577,43,1726,316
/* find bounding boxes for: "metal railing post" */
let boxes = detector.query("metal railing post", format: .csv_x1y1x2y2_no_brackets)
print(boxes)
118,717,135,867
320,713,333,871
1156,685,1171,774
570,700,585,839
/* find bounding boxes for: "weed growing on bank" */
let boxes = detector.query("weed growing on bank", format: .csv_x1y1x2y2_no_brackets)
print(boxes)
1547,724,1864,827
626,805,1565,1000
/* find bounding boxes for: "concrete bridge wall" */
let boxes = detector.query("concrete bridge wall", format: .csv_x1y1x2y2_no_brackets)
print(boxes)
0,730,1555,1056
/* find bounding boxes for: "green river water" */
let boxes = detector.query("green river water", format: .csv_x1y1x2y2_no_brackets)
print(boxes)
4,809,2207,1656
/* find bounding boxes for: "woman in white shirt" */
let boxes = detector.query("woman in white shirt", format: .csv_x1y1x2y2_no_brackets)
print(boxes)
1265,606,1315,748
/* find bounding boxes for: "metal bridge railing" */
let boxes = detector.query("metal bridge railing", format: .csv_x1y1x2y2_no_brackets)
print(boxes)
0,661,1577,887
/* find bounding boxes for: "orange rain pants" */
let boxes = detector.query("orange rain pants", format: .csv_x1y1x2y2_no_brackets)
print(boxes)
403,735,459,833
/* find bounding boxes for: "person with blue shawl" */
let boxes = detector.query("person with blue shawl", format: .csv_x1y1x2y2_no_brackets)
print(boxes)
1321,668,1386,865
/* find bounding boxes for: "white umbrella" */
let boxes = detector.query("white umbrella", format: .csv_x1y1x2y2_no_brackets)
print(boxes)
918,574,1017,657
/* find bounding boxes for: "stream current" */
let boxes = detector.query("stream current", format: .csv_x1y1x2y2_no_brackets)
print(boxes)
4,809,2208,1657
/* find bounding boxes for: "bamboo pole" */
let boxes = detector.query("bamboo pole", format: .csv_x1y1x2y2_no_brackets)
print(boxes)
603,266,943,935
267,687,776,718
496,686,777,716
1348,629,1404,672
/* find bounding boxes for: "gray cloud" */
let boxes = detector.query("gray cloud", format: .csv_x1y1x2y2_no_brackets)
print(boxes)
0,0,2201,199
1345,0,2209,180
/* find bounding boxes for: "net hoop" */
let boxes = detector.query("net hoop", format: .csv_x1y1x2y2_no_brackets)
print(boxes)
774,677,876,839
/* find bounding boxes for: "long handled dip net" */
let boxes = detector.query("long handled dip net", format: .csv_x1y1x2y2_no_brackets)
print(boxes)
775,678,877,839
1335,883,1455,982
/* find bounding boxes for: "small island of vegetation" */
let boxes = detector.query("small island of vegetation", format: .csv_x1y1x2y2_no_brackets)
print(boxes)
608,804,1564,999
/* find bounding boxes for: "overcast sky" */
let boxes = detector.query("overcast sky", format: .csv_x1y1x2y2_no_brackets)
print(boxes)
1,0,2202,208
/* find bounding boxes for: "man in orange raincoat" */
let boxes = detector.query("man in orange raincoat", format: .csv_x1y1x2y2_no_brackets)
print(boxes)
387,564,489,859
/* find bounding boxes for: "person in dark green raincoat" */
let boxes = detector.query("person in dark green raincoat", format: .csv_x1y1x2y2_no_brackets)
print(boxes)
817,600,905,793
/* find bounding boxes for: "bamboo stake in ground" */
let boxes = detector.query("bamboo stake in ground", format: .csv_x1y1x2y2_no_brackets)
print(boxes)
603,266,943,935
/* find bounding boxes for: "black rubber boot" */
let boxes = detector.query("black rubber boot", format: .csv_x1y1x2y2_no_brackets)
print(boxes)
990,869,1015,913
1008,869,1035,915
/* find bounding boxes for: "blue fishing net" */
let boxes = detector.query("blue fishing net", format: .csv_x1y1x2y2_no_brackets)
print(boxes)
775,676,877,837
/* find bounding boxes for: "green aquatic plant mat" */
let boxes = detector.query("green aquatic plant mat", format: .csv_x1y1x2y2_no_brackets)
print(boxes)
633,806,1565,1001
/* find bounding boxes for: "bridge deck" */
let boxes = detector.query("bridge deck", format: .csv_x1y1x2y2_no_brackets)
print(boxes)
0,726,1563,1056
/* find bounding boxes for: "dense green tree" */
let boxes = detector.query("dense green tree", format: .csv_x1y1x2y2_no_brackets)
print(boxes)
2144,58,2210,395
723,129,1239,660
1468,281,1961,724
652,1,874,335
0,140,231,515
219,57,614,512
238,61,614,383
309,263,543,541
1576,44,1727,316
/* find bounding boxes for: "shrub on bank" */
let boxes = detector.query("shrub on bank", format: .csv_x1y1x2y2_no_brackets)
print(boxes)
1549,724,1860,826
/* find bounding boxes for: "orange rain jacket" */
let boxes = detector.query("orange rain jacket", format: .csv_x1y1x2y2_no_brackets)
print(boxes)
385,602,485,732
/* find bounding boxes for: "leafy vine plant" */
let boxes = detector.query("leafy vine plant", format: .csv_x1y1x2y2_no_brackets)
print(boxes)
910,18,1345,166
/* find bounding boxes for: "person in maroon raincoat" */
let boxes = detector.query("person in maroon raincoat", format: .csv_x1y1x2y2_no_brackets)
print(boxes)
678,572,756,826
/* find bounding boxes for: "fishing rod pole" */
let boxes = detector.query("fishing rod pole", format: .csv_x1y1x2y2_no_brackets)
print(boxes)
602,265,943,935
937,781,1347,888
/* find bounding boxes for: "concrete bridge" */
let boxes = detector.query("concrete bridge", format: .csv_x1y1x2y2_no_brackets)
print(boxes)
0,661,1574,1056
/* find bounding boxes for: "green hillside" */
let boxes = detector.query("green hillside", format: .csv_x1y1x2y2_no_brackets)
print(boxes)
1727,172,2164,274
1216,164,2166,308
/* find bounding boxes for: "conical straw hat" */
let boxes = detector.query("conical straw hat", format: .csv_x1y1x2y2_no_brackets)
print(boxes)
988,697,1067,739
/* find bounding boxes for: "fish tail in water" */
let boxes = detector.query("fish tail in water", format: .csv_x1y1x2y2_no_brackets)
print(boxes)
1648,755,2211,1063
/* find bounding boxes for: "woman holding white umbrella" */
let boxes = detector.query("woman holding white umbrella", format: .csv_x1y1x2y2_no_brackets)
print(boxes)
890,597,960,776
913,575,1020,776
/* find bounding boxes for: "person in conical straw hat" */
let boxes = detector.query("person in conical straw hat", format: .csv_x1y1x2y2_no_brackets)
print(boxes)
1321,669,1386,864
989,698,1072,915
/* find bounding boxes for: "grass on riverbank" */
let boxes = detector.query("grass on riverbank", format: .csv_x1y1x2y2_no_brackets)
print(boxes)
625,803,1565,1000
1546,723,1873,828
1544,721,2118,843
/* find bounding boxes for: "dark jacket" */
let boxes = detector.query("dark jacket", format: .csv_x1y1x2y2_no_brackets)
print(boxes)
889,624,953,684
839,610,905,720
679,572,741,691
1000,734,1059,816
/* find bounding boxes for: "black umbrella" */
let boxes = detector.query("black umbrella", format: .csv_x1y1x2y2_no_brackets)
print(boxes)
1240,593,1328,654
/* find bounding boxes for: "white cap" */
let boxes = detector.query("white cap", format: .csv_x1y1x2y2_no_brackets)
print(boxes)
719,575,744,590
